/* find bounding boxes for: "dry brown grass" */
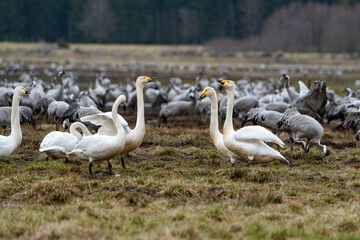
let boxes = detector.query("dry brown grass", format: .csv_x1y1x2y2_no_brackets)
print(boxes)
0,43,360,238
0,117,360,239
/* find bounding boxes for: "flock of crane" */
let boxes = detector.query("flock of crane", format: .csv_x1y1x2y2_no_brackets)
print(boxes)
1,69,360,173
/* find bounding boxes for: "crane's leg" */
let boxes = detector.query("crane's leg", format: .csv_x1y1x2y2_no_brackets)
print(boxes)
290,142,296,160
304,140,310,163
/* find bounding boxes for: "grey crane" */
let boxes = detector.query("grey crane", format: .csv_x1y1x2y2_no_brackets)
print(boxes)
0,106,36,135
47,100,70,130
277,107,330,161
281,74,328,121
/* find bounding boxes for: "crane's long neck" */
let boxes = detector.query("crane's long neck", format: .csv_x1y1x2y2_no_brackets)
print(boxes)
134,82,145,133
224,88,234,134
209,94,221,140
284,78,290,89
10,94,21,139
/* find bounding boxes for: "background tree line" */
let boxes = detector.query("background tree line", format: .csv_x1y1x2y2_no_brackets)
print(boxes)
0,0,359,52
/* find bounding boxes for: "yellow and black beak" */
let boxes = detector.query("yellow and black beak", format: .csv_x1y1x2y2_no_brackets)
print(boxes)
217,80,228,85
24,88,30,94
145,76,155,83
198,90,206,101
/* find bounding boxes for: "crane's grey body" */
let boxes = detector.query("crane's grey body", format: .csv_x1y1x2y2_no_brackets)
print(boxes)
0,106,36,135
277,107,329,160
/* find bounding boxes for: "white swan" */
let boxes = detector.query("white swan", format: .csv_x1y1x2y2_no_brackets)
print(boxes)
199,87,244,167
80,76,153,168
66,95,127,174
39,122,91,161
0,86,29,158
218,80,291,166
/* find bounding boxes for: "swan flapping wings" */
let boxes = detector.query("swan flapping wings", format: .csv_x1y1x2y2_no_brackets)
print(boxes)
233,126,285,147
81,112,130,135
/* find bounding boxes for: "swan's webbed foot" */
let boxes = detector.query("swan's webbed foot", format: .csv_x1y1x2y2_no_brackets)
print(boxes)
46,155,49,161
231,162,235,168
89,162,93,174
121,157,126,169
65,157,69,163
108,161,112,175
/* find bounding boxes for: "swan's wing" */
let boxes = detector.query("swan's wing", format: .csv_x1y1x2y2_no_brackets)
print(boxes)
80,112,113,126
298,80,309,96
81,112,129,129
234,126,284,147
40,131,62,149
98,125,117,136
40,133,78,152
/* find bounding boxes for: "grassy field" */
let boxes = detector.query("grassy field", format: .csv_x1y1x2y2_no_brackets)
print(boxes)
1,117,360,239
1,43,360,239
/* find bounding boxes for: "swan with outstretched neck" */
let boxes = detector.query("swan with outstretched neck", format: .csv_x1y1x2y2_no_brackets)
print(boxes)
199,87,244,167
80,76,153,168
0,86,29,158
66,95,127,174
39,122,91,161
218,80,291,166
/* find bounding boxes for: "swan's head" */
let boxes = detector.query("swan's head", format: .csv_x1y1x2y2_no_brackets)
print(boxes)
14,86,29,97
217,80,235,90
118,95,127,111
137,76,154,86
198,87,215,101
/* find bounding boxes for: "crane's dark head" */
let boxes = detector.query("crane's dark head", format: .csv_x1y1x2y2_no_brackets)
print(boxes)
323,145,330,156
58,70,66,77
281,74,290,81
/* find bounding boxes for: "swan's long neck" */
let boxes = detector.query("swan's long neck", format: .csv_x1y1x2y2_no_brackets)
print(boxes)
10,93,21,140
70,122,91,141
134,82,145,133
224,88,234,134
209,94,221,140
112,96,126,137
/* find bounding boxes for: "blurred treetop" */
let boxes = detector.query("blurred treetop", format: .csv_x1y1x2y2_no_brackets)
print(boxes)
0,0,358,46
